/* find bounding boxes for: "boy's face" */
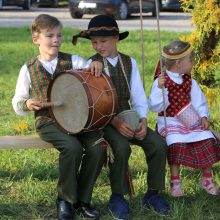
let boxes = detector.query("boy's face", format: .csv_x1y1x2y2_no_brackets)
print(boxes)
32,25,62,61
91,35,118,58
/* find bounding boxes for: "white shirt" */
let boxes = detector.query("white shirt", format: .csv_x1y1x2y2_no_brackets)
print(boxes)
148,70,214,145
12,55,91,116
89,55,148,119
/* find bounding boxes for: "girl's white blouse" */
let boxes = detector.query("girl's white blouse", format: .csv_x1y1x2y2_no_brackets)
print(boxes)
148,70,214,145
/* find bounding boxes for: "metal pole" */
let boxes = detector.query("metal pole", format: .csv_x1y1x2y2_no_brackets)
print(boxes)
139,0,145,89
155,0,167,135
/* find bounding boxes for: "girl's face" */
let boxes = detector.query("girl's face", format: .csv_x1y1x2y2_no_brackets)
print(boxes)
33,25,62,61
177,52,195,75
91,35,118,58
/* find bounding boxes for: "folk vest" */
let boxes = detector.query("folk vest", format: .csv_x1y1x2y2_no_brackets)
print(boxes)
90,52,132,113
159,73,192,117
27,51,72,119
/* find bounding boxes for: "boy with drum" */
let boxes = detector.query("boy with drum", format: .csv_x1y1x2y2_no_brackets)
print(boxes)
12,14,107,220
72,15,170,219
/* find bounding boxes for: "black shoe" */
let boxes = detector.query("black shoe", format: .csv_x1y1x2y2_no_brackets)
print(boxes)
75,201,100,219
56,198,74,220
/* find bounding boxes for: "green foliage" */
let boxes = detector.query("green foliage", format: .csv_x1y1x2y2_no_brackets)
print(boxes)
0,27,220,219
181,0,220,87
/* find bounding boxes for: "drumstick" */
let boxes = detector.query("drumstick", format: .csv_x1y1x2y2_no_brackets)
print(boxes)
41,101,63,108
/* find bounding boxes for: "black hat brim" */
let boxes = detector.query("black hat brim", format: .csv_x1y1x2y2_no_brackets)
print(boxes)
72,30,129,45
86,30,129,40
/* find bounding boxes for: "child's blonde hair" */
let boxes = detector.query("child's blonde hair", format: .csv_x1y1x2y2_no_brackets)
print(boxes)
31,14,63,36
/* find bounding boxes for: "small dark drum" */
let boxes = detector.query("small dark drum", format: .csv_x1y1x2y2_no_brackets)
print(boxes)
48,70,117,134
117,110,140,130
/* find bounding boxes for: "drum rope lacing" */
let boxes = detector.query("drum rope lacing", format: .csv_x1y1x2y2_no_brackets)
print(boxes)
77,72,116,130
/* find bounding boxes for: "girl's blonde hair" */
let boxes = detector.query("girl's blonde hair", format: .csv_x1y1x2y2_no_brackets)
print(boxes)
31,14,63,36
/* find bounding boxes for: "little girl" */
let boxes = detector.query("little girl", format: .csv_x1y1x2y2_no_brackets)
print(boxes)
148,40,220,197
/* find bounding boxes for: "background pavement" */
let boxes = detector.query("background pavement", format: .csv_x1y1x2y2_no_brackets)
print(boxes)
0,7,194,31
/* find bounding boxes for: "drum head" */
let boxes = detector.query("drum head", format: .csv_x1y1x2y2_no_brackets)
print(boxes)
49,73,89,134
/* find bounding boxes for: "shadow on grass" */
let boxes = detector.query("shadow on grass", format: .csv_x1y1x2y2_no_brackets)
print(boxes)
0,164,58,181
0,203,56,219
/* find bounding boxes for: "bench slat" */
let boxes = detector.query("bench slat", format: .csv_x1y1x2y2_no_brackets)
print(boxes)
0,136,53,149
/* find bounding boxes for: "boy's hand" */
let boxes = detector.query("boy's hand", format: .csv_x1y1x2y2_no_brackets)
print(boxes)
86,61,103,77
158,73,166,89
26,99,42,111
134,118,147,140
111,116,135,139
201,117,209,130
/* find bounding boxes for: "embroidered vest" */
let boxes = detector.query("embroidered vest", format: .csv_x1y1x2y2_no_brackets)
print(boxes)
27,51,72,118
90,52,132,113
159,73,192,117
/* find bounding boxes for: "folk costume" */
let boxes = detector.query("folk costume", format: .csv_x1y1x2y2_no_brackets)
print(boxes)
148,54,220,170
12,52,106,206
73,14,170,218
89,52,167,192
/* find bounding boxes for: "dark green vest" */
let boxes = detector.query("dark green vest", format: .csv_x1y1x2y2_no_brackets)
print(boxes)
26,51,72,123
90,52,132,113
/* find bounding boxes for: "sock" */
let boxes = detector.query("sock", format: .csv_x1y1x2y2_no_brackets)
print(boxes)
146,189,158,197
111,193,123,198
203,172,212,178
171,175,180,181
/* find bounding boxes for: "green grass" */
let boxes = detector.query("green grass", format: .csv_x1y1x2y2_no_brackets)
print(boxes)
0,27,220,219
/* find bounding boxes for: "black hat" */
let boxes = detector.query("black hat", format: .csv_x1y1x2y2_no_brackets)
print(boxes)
72,15,129,45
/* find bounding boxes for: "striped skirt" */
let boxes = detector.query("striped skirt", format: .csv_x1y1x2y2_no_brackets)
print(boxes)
168,138,220,169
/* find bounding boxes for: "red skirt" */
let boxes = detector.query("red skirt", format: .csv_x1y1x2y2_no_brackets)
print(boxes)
168,138,220,169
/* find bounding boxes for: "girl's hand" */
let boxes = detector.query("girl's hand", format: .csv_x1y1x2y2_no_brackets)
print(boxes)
201,117,209,130
158,73,166,89
86,61,103,77
134,118,147,140
26,99,42,111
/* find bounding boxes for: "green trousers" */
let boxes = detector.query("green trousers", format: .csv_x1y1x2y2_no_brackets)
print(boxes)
36,122,106,204
103,125,167,195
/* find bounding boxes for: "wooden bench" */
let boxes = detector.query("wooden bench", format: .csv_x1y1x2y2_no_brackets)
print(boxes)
0,135,53,149
1,130,220,150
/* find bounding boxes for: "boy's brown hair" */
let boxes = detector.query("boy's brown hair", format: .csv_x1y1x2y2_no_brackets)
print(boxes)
31,14,63,36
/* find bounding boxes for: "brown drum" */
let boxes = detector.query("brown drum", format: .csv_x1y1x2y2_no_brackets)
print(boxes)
47,70,117,134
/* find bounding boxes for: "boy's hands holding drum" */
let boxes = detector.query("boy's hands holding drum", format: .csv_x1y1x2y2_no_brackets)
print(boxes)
26,99,42,111
111,116,135,139
134,118,147,140
86,61,103,77
158,73,166,89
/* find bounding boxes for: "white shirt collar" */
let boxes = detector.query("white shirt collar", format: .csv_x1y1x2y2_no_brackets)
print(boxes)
166,70,183,84
166,70,182,77
106,56,119,67
38,56,58,74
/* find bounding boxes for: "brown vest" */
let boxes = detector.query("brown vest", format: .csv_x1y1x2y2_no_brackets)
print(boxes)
27,52,72,123
90,52,132,113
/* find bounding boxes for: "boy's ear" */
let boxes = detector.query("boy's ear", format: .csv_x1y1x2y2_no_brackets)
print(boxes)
32,34,39,45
